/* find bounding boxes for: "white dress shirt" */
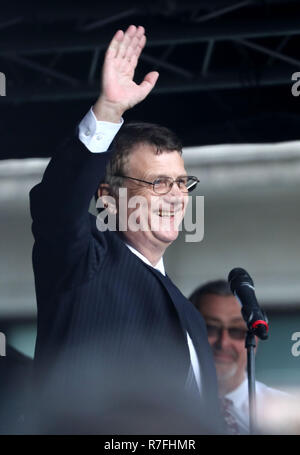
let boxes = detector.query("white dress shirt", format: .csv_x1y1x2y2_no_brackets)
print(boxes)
225,376,288,434
78,107,123,153
78,108,201,393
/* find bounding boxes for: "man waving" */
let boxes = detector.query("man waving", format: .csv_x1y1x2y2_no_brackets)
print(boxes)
30,25,223,434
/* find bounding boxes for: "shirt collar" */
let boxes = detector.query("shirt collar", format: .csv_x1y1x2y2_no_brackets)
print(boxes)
125,243,166,276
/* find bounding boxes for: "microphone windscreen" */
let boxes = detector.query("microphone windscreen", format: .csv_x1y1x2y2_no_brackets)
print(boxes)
228,267,254,293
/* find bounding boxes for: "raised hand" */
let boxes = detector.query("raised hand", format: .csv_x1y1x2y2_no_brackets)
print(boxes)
93,25,159,122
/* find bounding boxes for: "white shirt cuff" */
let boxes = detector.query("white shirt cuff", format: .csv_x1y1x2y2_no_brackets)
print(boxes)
78,107,124,153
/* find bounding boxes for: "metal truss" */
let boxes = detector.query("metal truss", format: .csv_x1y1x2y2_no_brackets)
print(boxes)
1,0,300,103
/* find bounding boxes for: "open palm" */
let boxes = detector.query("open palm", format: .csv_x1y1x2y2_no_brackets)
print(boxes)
101,25,159,112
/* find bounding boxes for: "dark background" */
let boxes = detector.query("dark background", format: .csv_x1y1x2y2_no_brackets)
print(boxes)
1,0,300,159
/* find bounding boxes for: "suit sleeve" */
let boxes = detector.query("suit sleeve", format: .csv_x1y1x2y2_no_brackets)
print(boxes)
29,133,112,299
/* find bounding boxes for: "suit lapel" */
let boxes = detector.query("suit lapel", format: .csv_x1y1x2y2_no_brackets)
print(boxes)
145,266,219,402
144,265,190,335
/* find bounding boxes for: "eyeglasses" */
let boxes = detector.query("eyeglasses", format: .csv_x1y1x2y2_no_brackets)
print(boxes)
114,175,200,195
206,324,247,340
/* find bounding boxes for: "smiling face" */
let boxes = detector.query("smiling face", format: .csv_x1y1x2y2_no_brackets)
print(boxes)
119,143,188,262
198,294,249,395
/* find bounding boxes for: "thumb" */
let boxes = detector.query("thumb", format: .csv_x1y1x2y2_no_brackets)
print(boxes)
139,71,159,98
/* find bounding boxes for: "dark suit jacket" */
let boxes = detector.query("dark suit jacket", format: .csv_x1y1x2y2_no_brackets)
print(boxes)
29,135,223,433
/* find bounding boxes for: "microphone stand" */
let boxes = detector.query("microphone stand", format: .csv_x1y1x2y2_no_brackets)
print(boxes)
245,330,257,434
228,267,269,434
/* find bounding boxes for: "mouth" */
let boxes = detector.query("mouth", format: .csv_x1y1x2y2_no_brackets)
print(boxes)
214,353,236,363
157,207,182,218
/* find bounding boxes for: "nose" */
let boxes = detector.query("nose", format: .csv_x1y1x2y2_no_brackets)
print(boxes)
215,328,232,350
165,181,185,203
171,180,184,196
161,181,184,206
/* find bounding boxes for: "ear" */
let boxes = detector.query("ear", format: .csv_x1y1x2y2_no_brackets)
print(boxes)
96,183,117,215
97,183,111,199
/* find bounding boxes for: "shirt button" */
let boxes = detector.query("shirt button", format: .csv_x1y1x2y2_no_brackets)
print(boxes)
96,134,103,141
85,129,90,136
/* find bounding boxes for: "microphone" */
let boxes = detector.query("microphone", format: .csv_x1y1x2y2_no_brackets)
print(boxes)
228,268,269,340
